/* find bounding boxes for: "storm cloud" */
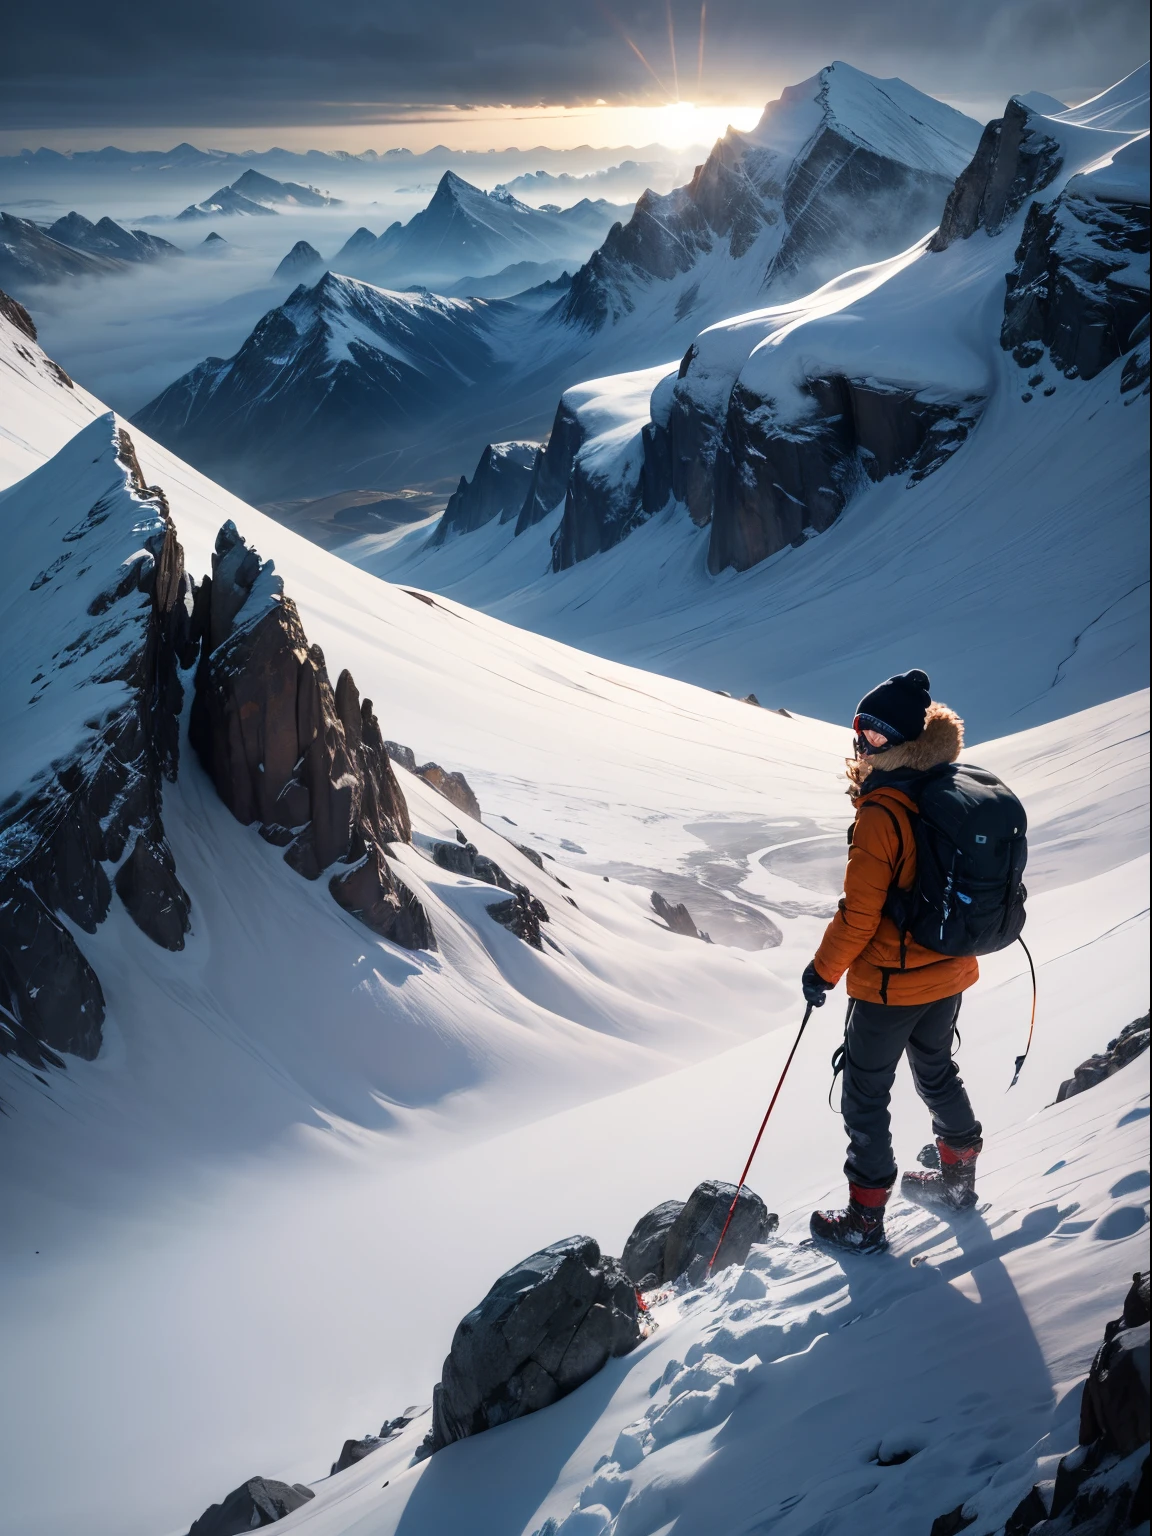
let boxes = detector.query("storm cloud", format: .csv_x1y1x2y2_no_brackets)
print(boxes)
4,0,1148,131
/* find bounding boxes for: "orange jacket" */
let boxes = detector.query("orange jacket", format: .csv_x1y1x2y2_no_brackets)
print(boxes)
814,781,979,1006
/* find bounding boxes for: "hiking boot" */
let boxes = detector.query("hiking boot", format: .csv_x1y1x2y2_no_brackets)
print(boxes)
810,1185,889,1253
901,1137,982,1211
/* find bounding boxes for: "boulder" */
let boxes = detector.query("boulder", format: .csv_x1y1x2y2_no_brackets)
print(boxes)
1057,1015,1149,1102
415,762,481,820
429,1235,641,1452
620,1199,686,1289
663,1180,777,1286
186,1476,313,1535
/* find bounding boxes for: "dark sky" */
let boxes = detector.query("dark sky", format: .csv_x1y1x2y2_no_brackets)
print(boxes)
3,0,1148,133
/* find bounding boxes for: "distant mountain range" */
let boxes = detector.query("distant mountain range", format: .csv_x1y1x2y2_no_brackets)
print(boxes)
0,210,180,297
176,169,343,220
136,64,990,502
328,172,627,288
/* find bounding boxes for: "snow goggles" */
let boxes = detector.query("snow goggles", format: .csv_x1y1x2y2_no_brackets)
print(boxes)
853,712,905,756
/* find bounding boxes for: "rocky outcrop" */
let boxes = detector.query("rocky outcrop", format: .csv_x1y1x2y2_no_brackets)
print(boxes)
515,397,586,534
1002,190,1150,381
1079,1270,1149,1457
0,286,38,340
651,892,708,941
186,1476,314,1535
383,741,482,820
621,1199,686,1289
329,1407,426,1475
190,522,431,949
708,377,983,574
930,1271,1150,1536
1057,1015,1149,1102
487,888,549,949
432,440,537,543
549,414,673,571
0,429,194,1069
663,1180,777,1286
930,99,1062,250
428,1235,641,1453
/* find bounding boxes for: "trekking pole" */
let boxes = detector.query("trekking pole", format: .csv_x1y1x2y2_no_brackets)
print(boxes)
705,1002,814,1279
1008,936,1038,1089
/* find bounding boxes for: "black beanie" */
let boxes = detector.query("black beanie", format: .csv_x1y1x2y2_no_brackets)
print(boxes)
855,669,932,743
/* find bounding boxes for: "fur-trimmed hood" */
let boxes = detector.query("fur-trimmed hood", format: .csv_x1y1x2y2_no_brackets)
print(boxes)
847,701,964,797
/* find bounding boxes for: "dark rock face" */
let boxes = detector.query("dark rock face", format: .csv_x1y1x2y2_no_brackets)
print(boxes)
931,99,1062,250
330,1435,386,1474
1057,1015,1149,1102
185,1475,314,1535
383,740,482,820
0,286,38,339
651,892,707,941
432,840,513,889
1002,192,1150,381
515,398,586,534
0,430,193,1068
708,377,982,574
666,379,725,528
1080,1272,1150,1458
429,1235,641,1452
433,440,537,543
190,521,431,949
620,1199,686,1289
487,889,549,949
549,414,675,571
663,1180,777,1286
414,763,481,821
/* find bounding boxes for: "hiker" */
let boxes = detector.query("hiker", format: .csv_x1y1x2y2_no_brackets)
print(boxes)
801,669,985,1253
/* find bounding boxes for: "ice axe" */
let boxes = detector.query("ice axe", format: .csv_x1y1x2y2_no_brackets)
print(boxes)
705,1002,814,1280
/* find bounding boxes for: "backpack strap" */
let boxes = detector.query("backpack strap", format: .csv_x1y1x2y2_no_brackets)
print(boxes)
861,798,915,969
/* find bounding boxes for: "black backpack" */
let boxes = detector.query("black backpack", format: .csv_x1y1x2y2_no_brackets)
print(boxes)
879,763,1028,958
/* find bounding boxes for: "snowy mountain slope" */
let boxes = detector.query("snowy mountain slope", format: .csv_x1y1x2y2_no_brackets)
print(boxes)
0,285,1148,1536
336,172,626,289
363,77,1149,739
197,1047,1152,1536
0,290,105,485
136,66,984,505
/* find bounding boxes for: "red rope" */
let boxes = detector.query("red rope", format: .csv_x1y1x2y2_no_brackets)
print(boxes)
705,1003,814,1279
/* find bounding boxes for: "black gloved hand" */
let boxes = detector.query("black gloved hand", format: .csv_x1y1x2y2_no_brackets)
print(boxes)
801,961,831,1007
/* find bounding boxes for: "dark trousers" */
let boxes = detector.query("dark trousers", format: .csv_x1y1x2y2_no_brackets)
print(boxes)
840,993,982,1190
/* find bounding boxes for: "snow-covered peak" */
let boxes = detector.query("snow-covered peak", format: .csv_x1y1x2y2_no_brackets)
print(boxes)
744,60,983,178
1054,61,1150,132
